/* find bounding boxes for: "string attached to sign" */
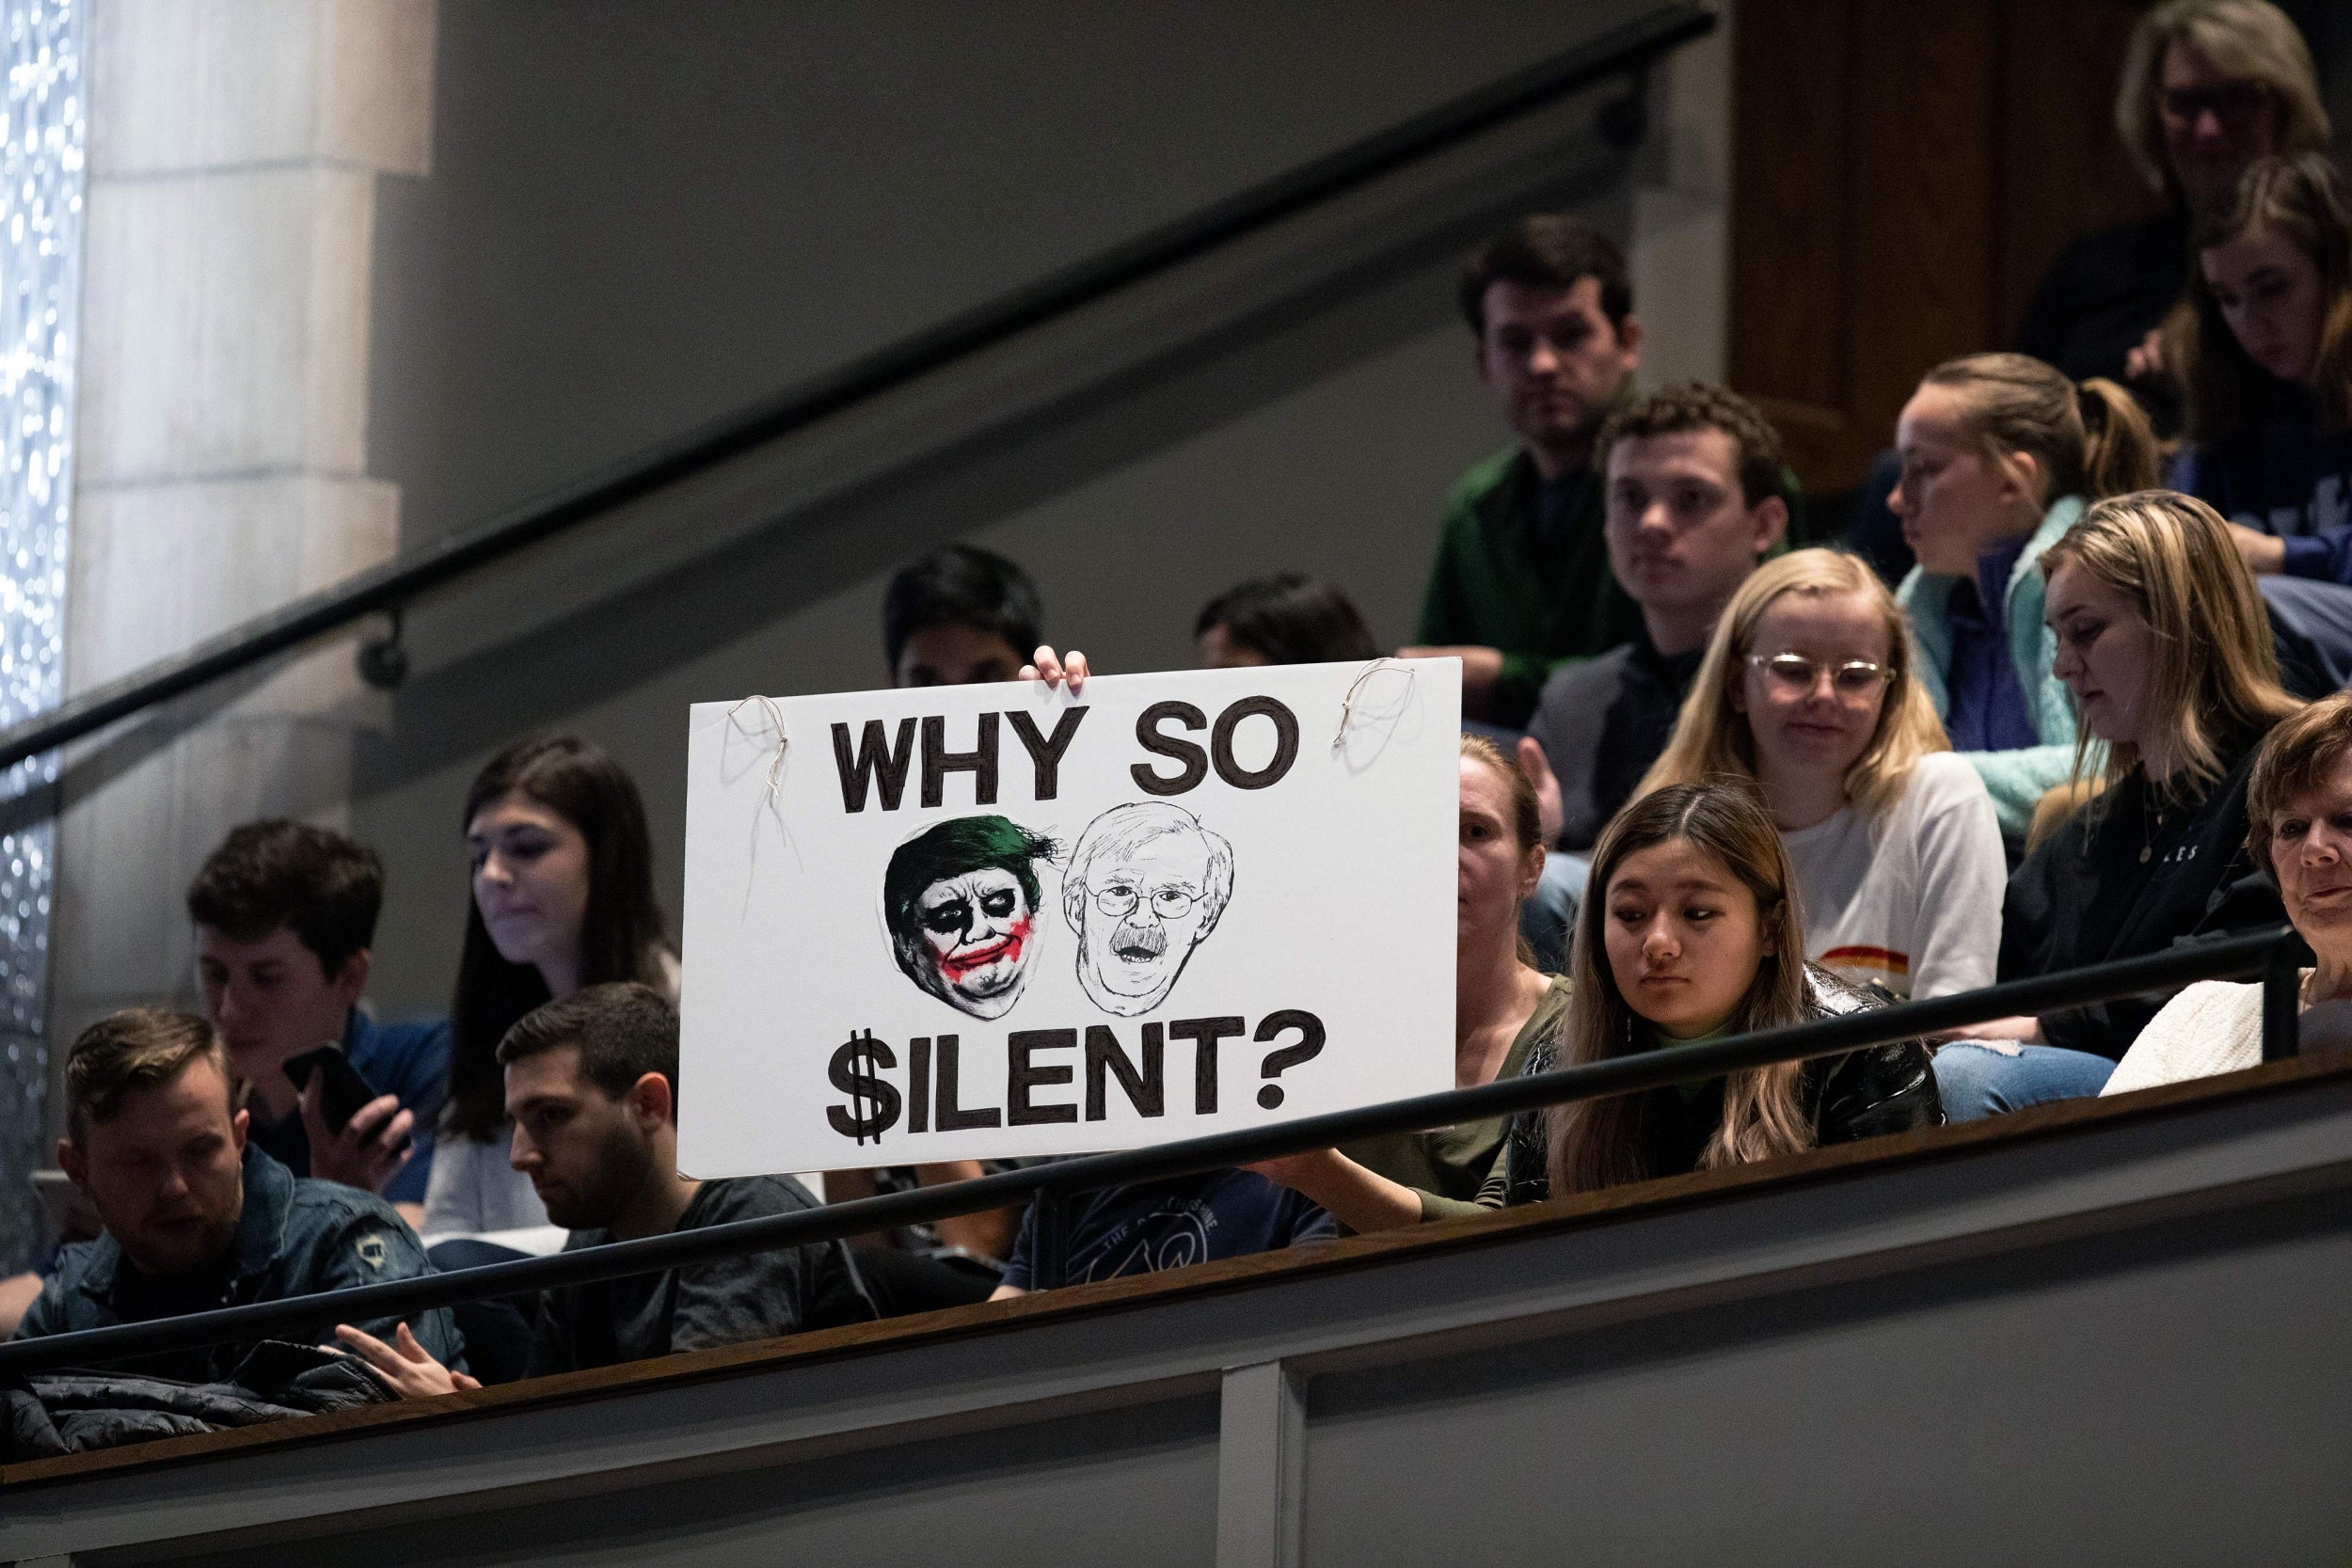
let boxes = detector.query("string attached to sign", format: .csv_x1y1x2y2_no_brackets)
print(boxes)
1332,657,1418,751
724,694,796,901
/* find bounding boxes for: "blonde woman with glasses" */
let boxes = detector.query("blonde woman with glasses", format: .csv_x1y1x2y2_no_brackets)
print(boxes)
1639,549,2006,1006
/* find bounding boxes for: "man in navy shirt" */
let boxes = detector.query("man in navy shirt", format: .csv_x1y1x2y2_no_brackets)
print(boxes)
991,1171,1333,1295
187,820,450,1222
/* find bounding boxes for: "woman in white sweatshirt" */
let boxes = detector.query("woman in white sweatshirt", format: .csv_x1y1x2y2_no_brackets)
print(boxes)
1638,548,2007,1004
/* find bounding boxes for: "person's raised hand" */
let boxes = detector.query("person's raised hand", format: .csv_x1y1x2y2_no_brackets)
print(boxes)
301,1078,415,1196
328,1321,481,1399
2122,326,2167,384
1020,645,1089,694
1515,736,1565,849
2226,522,2287,576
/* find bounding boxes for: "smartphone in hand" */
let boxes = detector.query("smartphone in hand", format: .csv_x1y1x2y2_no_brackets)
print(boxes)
283,1043,413,1154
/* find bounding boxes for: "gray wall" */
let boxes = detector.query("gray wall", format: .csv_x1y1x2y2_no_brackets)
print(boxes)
345,0,1728,1015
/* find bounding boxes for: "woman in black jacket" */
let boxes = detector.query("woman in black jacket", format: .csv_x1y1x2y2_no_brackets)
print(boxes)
1958,490,2304,1121
1490,781,1941,1207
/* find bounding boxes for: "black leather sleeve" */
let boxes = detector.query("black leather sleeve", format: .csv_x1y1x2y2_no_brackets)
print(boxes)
1815,1039,1945,1144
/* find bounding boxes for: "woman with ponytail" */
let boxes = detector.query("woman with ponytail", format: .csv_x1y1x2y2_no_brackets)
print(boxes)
1486,780,1941,1206
1886,353,2161,843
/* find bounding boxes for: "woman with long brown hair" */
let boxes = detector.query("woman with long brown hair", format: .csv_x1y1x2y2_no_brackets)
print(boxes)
1488,780,1940,1205
1961,490,2303,1117
2164,152,2352,681
421,733,677,1238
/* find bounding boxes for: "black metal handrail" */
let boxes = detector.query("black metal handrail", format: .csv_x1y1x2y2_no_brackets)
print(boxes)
0,4,1714,776
0,927,2305,1381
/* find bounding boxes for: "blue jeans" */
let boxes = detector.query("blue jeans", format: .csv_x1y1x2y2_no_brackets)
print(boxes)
1932,1041,2115,1121
1519,852,1591,974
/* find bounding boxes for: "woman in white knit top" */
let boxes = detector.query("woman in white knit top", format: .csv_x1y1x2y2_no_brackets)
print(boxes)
2106,691,2352,1095
1639,549,2008,1003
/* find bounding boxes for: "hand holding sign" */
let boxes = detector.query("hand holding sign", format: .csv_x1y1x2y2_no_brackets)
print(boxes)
679,658,1458,1175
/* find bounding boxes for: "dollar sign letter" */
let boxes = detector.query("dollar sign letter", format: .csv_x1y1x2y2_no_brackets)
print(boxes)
827,1030,901,1145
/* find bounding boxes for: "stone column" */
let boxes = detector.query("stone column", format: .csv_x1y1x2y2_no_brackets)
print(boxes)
38,0,434,1248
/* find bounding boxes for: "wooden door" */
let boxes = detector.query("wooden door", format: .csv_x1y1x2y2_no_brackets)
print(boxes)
1730,0,2160,492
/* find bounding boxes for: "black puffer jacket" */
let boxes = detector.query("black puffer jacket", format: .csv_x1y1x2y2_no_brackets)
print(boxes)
3,1340,393,1461
1493,963,1943,1207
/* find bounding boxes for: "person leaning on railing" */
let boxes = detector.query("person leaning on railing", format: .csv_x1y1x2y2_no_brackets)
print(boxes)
335,983,874,1396
1242,735,1567,1231
2106,689,2352,1092
13,1009,463,1384
1485,781,1943,1206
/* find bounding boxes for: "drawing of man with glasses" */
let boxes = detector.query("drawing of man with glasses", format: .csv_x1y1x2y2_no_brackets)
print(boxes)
1063,802,1236,1017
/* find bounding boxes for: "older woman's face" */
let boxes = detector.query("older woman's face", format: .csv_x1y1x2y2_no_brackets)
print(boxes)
2159,41,2279,216
2266,749,2352,957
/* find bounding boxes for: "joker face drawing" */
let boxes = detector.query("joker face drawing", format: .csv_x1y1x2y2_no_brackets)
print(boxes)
884,816,1059,1020
1062,802,1235,1017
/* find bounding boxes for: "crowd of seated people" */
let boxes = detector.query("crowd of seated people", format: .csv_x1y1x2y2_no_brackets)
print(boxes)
12,0,2352,1444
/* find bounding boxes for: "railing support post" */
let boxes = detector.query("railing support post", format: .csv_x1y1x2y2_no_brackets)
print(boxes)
2264,939,2302,1062
1031,1185,1073,1291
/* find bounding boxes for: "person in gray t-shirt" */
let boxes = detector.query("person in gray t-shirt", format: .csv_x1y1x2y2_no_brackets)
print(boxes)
337,984,874,1394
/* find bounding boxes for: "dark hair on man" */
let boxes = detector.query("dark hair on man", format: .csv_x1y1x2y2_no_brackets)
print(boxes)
882,816,1059,976
1594,382,1788,509
1458,214,1632,336
1194,574,1378,666
184,819,384,977
448,733,670,1142
497,981,679,1112
66,1008,226,1140
882,545,1045,671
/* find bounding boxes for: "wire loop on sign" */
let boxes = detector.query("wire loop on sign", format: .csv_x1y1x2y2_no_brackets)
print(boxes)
724,696,797,902
1333,657,1416,750
725,694,791,811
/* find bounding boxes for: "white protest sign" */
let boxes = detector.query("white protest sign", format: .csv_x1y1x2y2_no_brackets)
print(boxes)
677,658,1458,1176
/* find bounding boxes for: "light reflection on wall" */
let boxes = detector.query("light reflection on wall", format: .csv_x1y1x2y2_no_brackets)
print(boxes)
0,0,80,1272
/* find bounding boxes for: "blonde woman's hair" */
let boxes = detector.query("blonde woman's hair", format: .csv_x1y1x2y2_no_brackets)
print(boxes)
2040,489,2300,797
1638,549,1948,819
2116,0,2330,197
1919,353,2160,504
1547,781,1815,1196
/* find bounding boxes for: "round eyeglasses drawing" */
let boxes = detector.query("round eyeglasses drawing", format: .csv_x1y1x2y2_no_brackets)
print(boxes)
1063,801,1235,1017
883,816,1060,1020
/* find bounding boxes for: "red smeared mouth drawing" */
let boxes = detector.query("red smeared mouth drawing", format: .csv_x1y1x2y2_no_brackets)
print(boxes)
938,917,1031,979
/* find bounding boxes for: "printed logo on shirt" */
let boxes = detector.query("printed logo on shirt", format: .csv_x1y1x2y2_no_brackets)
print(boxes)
355,1233,389,1271
1086,1201,1218,1283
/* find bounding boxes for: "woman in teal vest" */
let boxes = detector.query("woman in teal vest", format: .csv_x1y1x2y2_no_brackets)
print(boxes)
1888,353,2161,845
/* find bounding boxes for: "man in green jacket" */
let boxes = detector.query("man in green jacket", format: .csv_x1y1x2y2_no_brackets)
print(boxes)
1404,214,1644,727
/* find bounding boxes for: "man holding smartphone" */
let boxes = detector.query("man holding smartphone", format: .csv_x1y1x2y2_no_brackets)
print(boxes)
187,820,450,1225
336,983,871,1391
14,1007,461,1382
